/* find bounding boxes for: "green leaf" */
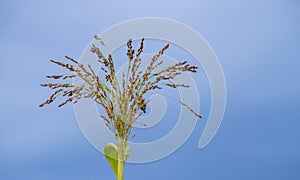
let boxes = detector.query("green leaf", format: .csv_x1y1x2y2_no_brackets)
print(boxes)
104,143,119,177
104,142,130,177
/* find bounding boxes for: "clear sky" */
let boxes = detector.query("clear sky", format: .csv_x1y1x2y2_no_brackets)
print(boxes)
0,0,299,179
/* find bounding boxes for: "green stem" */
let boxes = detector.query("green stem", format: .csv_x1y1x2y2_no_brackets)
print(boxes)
117,159,124,180
117,139,125,180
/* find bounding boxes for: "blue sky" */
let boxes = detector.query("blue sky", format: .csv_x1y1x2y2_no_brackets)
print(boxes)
0,0,299,179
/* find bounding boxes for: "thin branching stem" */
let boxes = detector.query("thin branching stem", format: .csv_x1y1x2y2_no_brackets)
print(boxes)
40,37,202,180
